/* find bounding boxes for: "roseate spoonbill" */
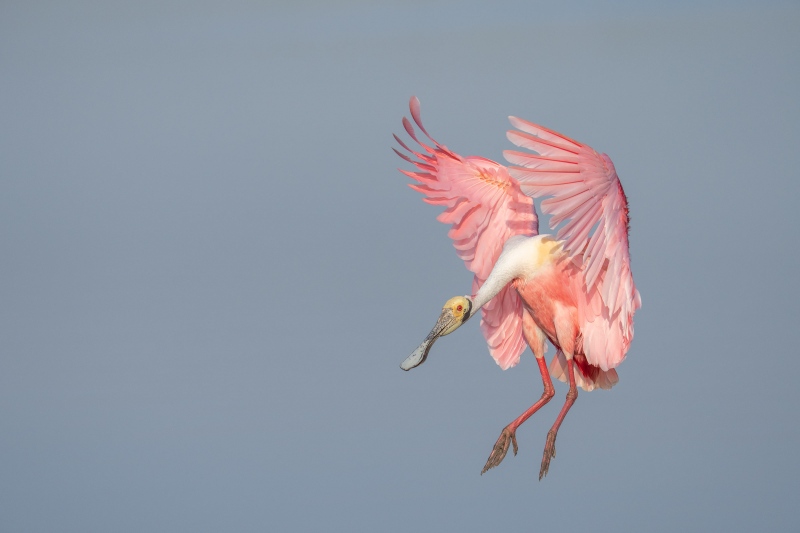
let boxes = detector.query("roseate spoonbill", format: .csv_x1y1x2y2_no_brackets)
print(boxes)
395,97,641,479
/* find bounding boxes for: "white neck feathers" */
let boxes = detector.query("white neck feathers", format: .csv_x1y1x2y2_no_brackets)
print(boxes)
472,235,558,311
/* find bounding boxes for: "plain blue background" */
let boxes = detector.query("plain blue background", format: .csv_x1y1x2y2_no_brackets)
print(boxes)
2,1,798,531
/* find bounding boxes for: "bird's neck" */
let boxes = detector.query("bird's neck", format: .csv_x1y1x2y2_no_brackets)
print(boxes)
472,235,556,311
472,266,518,311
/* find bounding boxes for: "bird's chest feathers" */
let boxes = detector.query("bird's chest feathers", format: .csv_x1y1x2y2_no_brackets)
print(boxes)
514,270,573,318
507,237,577,329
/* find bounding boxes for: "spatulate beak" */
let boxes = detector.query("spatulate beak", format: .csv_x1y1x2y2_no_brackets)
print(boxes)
400,308,456,371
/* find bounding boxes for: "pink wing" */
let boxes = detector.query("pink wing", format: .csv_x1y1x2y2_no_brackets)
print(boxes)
395,97,539,370
504,117,641,371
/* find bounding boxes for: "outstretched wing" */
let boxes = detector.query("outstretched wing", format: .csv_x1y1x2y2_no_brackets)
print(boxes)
395,97,539,369
504,117,641,370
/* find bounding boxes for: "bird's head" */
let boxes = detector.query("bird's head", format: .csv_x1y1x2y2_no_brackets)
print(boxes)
400,295,473,371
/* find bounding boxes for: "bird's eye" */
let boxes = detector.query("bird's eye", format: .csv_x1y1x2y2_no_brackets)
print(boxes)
456,305,463,311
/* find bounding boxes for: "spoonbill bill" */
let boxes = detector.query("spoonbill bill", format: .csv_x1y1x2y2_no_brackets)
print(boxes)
395,97,641,479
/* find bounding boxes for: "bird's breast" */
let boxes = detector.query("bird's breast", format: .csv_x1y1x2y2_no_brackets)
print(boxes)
513,258,579,342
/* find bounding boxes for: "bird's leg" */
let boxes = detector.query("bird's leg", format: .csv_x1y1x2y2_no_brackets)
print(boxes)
539,357,578,480
481,355,555,474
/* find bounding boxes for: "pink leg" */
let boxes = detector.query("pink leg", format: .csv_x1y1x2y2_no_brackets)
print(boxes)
481,356,555,474
539,357,578,480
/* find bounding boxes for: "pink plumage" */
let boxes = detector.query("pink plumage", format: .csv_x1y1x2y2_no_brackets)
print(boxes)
505,117,642,371
395,97,641,479
395,98,538,370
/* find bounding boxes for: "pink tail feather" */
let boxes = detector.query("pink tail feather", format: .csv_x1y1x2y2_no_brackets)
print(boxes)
549,351,618,392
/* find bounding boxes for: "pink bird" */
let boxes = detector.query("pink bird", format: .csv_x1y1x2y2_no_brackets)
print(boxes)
395,97,641,479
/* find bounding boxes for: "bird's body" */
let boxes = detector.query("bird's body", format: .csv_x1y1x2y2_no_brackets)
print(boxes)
481,234,622,391
395,97,641,478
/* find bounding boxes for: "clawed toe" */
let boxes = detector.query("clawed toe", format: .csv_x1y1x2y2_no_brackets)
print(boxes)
481,426,518,475
538,430,558,480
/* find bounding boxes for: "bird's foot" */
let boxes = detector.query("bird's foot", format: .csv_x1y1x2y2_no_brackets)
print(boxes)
538,430,557,480
481,426,518,475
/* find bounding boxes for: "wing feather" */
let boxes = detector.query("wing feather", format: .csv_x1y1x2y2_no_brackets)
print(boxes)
395,97,538,369
505,117,641,370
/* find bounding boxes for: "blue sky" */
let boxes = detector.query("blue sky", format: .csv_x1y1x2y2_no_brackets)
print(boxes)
1,1,798,531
